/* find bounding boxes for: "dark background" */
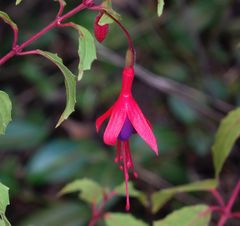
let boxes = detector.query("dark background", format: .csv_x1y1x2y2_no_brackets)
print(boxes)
0,0,240,225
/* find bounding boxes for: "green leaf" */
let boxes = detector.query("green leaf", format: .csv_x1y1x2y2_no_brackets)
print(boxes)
98,12,121,26
105,213,148,226
157,0,165,17
99,0,121,26
0,219,4,226
0,91,12,135
37,50,76,127
15,0,23,5
1,215,11,226
114,182,141,198
59,178,104,204
151,179,217,213
212,108,240,177
71,24,96,81
0,183,11,226
0,183,9,213
0,11,18,30
154,205,210,226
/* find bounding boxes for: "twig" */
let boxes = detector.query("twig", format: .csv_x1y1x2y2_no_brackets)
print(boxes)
0,2,87,65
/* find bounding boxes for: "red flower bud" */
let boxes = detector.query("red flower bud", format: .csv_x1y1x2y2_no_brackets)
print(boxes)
94,13,109,43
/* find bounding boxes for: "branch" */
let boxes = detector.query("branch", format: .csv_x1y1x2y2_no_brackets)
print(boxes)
0,2,87,65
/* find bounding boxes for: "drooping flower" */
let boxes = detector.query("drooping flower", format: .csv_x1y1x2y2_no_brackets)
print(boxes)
94,12,109,43
96,66,158,210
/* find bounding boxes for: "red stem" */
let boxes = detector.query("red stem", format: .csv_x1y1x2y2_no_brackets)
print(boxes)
89,203,98,226
2,21,19,48
12,27,18,48
231,212,240,218
225,181,240,211
210,189,225,207
217,216,228,226
18,50,39,56
0,50,16,65
217,181,240,226
0,2,86,66
90,6,135,67
104,11,135,66
88,191,116,226
57,0,65,17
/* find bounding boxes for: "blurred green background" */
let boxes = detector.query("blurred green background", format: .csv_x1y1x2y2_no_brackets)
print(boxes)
0,0,240,225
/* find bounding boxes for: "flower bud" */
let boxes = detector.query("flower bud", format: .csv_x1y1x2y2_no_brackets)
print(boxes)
94,13,109,43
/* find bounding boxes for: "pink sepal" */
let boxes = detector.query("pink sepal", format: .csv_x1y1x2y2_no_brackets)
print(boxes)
127,98,158,155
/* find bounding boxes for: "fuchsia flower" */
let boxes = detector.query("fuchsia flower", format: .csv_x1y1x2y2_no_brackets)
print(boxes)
94,12,109,43
96,66,158,210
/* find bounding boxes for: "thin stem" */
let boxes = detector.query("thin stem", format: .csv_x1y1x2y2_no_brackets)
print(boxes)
104,12,135,67
226,181,240,211
217,181,240,226
123,142,130,211
59,3,86,22
125,141,138,178
88,191,116,226
231,212,240,218
19,20,57,51
89,203,98,226
17,50,40,56
90,6,135,67
12,27,18,48
217,216,228,226
0,2,86,66
56,0,66,17
210,189,225,207
3,22,19,48
0,50,15,65
207,206,224,214
189,206,223,226
88,218,97,226
19,2,86,51
56,22,77,29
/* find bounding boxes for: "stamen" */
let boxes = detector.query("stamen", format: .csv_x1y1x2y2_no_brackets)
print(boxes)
123,142,130,211
114,140,121,163
124,141,138,178
114,140,137,211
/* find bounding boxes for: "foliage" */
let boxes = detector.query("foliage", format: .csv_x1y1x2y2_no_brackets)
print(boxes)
105,213,148,226
153,205,211,226
59,178,104,204
0,92,12,135
151,179,217,213
0,183,11,226
212,108,240,177
15,0,23,5
36,50,77,127
157,0,165,17
0,11,18,30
